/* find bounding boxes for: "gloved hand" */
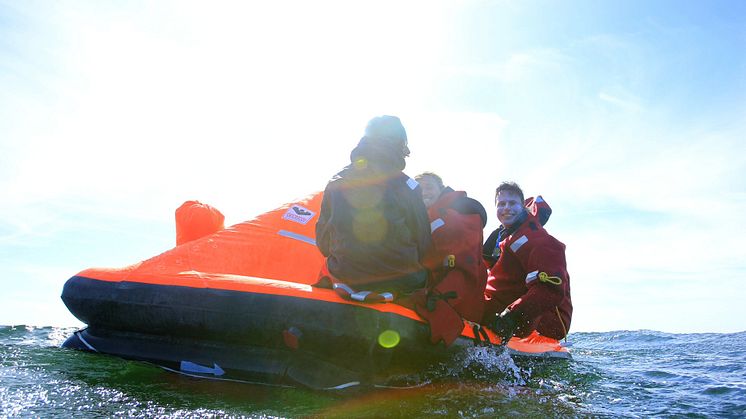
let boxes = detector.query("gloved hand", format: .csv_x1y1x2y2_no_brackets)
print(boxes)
492,309,519,345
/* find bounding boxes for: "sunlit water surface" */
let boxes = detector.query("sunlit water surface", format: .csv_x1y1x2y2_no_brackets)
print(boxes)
1,326,744,417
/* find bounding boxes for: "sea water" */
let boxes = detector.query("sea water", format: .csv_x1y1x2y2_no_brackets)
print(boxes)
1,326,744,418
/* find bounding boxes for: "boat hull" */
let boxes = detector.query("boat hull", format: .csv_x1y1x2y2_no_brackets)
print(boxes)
62,275,476,389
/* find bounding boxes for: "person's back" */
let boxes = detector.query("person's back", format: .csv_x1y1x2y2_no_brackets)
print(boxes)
315,116,431,294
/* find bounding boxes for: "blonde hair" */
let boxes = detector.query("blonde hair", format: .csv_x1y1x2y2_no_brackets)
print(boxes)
415,172,444,190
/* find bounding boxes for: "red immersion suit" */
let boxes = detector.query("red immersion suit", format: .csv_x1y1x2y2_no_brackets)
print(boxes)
413,189,487,346
483,197,572,340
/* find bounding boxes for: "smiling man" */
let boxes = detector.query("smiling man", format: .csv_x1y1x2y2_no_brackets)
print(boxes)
482,181,573,344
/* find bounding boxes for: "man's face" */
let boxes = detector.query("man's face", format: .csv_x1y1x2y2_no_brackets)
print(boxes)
401,140,410,157
419,176,442,208
496,190,524,227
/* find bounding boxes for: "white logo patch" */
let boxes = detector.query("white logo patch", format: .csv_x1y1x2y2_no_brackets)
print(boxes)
510,235,529,252
406,177,419,190
282,205,316,225
430,218,445,233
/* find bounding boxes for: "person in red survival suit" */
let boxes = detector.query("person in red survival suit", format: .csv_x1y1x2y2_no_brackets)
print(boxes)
411,172,488,346
482,181,572,344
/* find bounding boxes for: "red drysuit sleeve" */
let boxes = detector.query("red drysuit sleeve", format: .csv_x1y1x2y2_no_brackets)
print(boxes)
508,234,568,321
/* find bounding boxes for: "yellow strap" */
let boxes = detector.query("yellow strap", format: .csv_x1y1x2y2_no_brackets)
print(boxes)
555,306,568,342
538,271,562,285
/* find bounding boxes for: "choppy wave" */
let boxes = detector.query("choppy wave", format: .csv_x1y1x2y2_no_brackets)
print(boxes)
1,326,744,417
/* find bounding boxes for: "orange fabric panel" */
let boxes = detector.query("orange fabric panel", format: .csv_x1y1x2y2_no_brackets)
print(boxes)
175,200,225,245
506,330,568,354
86,192,326,286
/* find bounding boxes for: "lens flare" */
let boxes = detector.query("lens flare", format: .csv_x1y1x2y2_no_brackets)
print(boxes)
378,330,400,348
353,209,386,243
353,158,368,170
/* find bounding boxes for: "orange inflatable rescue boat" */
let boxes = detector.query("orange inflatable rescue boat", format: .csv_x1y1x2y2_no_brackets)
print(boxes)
61,192,570,390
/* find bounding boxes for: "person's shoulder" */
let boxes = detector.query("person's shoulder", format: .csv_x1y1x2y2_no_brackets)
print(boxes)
451,194,488,227
326,164,355,185
513,223,565,250
539,230,566,248
393,172,420,191
452,195,485,212
324,174,343,190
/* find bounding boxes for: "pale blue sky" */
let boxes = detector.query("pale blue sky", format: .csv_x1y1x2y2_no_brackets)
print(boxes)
1,0,744,332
